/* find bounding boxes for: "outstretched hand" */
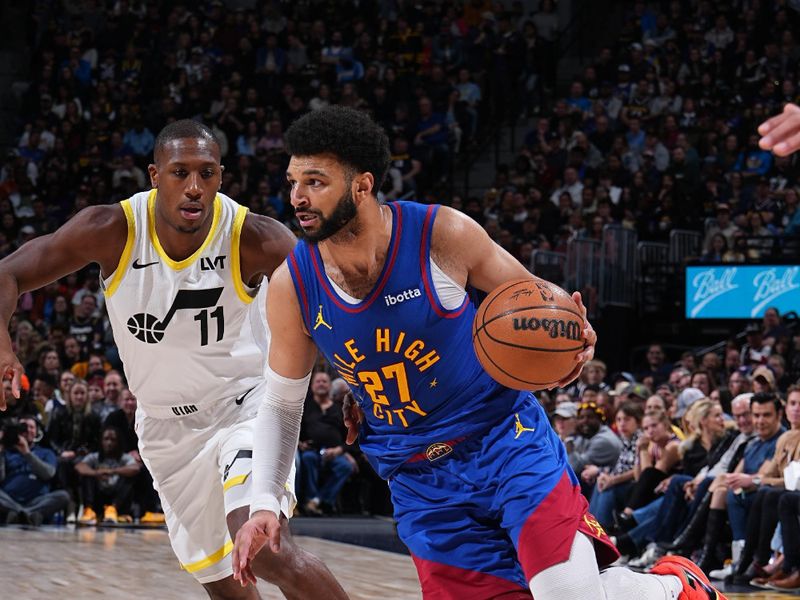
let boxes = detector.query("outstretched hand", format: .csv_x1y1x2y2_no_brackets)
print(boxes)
232,510,282,587
557,291,596,388
758,103,800,157
0,349,23,411
342,391,364,445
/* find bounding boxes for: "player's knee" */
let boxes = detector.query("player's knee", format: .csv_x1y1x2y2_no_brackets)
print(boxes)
203,576,259,600
251,541,306,585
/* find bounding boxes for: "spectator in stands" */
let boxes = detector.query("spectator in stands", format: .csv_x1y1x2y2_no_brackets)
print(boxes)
103,389,163,524
0,415,68,525
70,268,104,318
699,392,784,573
748,370,775,402
700,233,728,262
298,371,357,515
61,336,82,371
614,410,681,530
70,352,109,380
68,294,103,358
638,344,672,386
762,307,791,346
767,355,792,394
47,378,101,507
689,369,717,398
675,386,705,422
32,373,58,424
75,425,140,524
552,401,578,443
92,370,123,421
741,322,772,367
567,400,622,496
730,385,800,586
413,96,451,185
587,401,643,529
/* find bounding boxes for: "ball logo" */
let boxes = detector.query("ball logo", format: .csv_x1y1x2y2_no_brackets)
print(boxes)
512,317,582,340
384,287,422,306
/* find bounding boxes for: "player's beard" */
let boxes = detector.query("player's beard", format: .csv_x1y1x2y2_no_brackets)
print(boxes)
299,188,358,244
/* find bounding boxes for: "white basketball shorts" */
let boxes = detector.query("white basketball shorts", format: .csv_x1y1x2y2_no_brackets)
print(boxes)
136,385,296,583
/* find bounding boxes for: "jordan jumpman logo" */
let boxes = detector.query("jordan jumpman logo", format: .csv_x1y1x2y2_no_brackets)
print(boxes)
314,305,332,330
514,413,536,439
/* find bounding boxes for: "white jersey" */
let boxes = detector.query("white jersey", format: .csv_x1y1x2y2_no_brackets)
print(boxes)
104,189,269,415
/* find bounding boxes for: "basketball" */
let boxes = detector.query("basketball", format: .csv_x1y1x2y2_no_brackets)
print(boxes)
472,279,586,391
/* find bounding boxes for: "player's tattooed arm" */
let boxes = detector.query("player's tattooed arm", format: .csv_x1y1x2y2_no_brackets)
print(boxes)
238,213,297,287
0,204,127,409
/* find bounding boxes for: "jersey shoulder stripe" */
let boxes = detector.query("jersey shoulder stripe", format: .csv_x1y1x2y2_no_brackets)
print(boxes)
104,198,136,298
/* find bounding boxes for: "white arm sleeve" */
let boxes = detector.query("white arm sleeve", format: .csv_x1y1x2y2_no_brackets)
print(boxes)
249,366,311,517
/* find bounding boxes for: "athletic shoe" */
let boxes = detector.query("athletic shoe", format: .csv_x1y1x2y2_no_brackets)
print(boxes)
629,543,666,570
140,511,165,524
304,498,323,516
707,563,732,581
651,555,729,600
103,505,118,523
79,507,97,525
117,514,133,524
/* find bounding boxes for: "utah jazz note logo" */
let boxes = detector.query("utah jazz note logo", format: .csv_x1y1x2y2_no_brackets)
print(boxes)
514,413,536,439
127,288,224,346
314,305,332,331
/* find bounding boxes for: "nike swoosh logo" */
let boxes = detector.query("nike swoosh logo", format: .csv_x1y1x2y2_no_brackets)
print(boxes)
132,259,159,269
235,386,257,405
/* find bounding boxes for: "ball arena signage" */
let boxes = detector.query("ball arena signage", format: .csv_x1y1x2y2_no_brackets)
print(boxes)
685,265,799,319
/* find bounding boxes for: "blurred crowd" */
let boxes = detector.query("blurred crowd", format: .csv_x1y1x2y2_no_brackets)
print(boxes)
546,304,800,588
2,0,800,543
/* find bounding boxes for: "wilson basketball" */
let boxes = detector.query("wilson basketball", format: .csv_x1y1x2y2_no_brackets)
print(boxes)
472,279,585,390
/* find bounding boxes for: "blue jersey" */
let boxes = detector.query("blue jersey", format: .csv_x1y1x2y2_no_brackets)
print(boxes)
288,201,525,478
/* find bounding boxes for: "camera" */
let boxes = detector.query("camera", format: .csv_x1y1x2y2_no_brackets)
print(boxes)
1,420,27,448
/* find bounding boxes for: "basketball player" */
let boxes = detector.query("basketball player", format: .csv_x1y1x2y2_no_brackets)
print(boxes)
759,102,800,156
0,120,347,600
232,106,726,599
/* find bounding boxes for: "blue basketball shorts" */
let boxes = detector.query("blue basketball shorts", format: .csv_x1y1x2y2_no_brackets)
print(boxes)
389,394,619,599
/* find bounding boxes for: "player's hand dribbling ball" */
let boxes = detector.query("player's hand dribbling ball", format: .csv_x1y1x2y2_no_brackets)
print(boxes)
472,279,587,391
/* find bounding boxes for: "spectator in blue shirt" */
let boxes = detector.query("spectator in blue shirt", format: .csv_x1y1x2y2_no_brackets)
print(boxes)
734,134,774,182
0,415,69,525
123,121,155,159
694,392,783,573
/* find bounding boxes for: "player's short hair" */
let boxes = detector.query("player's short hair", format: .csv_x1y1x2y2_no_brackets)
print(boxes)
284,106,391,191
154,119,220,162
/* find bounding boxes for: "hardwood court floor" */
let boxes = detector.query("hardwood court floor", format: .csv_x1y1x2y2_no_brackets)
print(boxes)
0,526,787,599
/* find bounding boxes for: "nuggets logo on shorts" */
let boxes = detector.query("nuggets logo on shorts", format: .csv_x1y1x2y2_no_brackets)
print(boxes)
425,442,454,462
583,514,606,538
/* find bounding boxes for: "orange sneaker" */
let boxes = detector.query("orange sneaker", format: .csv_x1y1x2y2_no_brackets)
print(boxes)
140,511,165,524
651,555,728,600
103,505,118,523
78,507,97,525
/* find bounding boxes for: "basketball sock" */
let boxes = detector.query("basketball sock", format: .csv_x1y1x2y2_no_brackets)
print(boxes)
599,568,682,599
529,531,682,599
